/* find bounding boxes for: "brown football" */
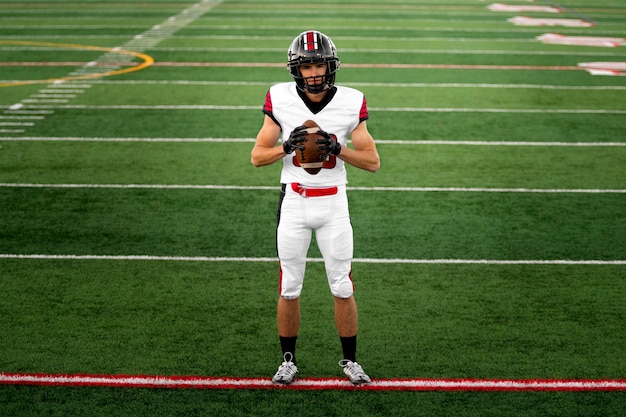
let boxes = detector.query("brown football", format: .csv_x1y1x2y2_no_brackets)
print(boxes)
295,120,326,175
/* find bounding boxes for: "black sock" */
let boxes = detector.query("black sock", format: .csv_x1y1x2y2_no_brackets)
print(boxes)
340,335,357,362
279,336,298,364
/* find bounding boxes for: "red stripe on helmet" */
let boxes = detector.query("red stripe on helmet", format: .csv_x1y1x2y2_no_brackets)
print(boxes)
304,31,317,51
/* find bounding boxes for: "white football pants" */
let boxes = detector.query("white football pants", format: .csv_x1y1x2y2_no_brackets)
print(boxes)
276,184,354,299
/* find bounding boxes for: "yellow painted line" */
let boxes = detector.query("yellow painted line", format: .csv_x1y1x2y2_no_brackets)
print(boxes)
0,40,153,88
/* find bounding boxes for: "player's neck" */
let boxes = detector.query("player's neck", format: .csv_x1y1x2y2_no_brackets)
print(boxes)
304,90,327,103
297,86,337,115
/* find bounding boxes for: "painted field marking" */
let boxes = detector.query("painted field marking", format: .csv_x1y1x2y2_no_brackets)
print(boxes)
0,183,625,194
579,62,626,76
0,122,34,126
0,41,153,88
0,115,45,120
142,47,626,57
1,254,624,265
1,137,625,147
154,62,586,71
0,0,221,136
508,17,594,27
488,4,561,13
2,104,623,114
4,25,622,37
6,46,624,58
1,372,624,391
91,80,626,90
368,107,626,114
3,61,584,71
538,33,625,47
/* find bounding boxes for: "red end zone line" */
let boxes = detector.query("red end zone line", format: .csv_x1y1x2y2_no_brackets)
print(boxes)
1,373,624,392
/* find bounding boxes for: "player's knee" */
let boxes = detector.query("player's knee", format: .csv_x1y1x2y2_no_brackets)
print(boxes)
280,281,303,300
330,277,354,298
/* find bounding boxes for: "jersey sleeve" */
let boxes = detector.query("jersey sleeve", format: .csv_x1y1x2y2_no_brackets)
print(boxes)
262,89,280,127
359,96,369,123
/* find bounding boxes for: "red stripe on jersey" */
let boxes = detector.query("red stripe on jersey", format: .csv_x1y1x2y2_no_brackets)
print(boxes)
263,90,273,113
359,97,369,121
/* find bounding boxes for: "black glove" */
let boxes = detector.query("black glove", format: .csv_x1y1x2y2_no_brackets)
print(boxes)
283,125,307,154
316,131,342,156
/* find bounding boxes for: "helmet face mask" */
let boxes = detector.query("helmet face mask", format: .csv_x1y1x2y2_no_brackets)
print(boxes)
287,31,340,94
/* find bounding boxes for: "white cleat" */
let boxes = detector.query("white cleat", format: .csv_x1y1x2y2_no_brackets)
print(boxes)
272,352,298,384
339,359,371,385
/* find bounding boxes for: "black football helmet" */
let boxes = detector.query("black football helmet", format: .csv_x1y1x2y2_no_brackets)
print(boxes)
287,30,340,94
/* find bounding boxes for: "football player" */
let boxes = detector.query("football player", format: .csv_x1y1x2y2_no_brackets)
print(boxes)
251,30,380,385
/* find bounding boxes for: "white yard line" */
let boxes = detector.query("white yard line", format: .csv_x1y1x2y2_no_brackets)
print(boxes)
0,254,624,265
0,183,624,194
2,104,624,114
1,137,625,147
3,45,625,57
79,80,626,91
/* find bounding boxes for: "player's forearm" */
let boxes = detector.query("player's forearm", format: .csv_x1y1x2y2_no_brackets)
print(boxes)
338,146,380,172
251,144,286,167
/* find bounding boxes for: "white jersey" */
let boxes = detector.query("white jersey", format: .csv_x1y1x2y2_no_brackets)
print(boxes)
263,82,368,187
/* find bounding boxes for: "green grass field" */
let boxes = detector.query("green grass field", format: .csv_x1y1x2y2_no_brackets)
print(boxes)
1,0,625,415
